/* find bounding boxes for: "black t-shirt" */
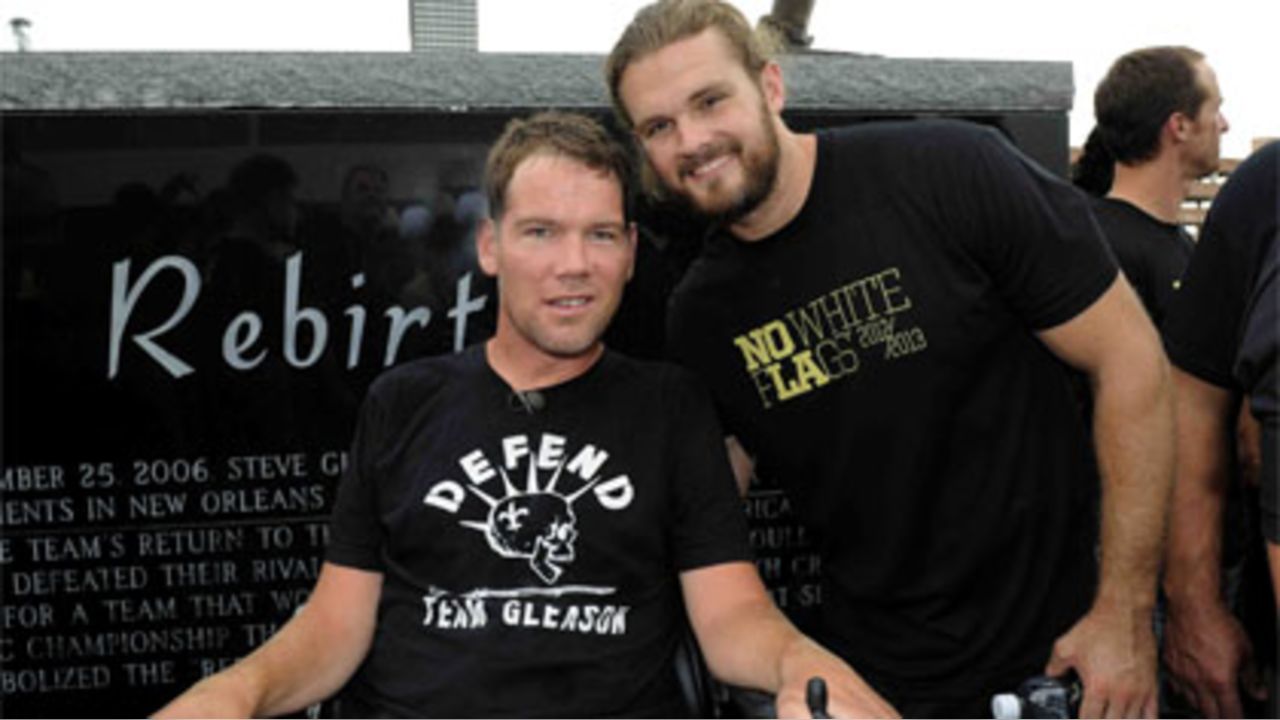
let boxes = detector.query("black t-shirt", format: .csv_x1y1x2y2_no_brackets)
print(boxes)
1164,142,1279,542
668,120,1117,702
326,344,751,717
1089,196,1195,327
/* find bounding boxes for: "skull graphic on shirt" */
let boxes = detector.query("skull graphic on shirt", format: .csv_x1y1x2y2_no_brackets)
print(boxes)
484,492,579,584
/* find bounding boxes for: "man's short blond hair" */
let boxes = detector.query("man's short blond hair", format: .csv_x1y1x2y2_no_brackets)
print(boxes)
605,0,779,129
484,111,632,221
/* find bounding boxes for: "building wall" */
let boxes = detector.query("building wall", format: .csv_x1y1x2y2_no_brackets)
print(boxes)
410,0,477,51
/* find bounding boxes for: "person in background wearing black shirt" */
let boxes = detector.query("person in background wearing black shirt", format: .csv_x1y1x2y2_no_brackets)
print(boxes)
152,111,892,719
1073,45,1229,326
1161,141,1279,719
607,1,1175,716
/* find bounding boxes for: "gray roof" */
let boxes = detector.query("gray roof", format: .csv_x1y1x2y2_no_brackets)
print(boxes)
0,51,1072,114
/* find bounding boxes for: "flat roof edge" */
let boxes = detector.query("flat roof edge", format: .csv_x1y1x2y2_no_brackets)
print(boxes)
0,51,1073,114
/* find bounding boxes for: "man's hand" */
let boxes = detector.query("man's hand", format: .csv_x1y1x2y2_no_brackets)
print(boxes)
773,637,900,719
1162,596,1265,718
1045,602,1157,718
681,563,898,718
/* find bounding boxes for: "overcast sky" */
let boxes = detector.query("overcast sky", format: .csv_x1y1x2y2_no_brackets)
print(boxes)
1,0,1274,159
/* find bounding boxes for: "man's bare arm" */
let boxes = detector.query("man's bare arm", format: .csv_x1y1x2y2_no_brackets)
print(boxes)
1037,275,1174,719
153,562,382,719
1162,368,1259,718
725,435,754,496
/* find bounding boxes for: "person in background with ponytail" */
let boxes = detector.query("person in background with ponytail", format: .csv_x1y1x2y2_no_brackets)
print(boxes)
1072,46,1228,327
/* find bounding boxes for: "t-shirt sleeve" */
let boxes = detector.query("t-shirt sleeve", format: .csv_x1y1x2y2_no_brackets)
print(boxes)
325,382,391,571
1160,144,1278,390
937,124,1119,330
1161,226,1252,389
663,367,754,572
